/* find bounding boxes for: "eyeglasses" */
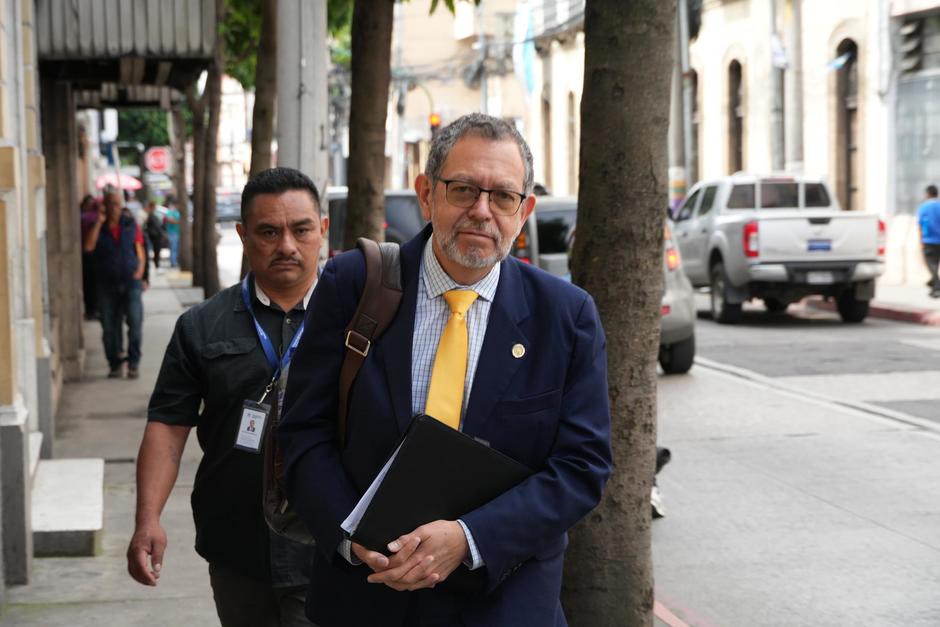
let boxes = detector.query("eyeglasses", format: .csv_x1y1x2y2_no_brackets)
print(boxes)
438,178,526,216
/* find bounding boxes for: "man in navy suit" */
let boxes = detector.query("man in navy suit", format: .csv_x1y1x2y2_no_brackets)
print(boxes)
279,113,612,626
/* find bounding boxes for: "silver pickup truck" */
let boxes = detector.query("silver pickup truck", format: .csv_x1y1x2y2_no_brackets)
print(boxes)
671,174,885,324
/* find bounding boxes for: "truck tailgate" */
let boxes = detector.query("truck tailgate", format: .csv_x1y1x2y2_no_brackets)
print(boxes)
757,210,880,262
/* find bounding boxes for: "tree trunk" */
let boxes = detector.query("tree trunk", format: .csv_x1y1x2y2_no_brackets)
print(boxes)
342,0,394,250
250,0,278,178
562,2,675,626
201,0,224,298
188,85,207,288
170,105,193,271
241,0,279,278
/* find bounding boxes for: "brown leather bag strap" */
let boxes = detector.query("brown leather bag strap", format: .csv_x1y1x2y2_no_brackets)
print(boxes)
337,238,403,446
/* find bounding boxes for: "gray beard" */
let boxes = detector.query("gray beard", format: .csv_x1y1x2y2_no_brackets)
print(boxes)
436,223,512,270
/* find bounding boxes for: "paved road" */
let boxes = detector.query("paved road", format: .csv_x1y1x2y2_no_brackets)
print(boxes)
653,297,940,626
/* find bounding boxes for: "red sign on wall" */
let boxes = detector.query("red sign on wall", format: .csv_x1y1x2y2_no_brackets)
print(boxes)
144,146,171,174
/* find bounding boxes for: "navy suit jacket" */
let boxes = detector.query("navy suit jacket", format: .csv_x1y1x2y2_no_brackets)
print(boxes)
279,227,612,627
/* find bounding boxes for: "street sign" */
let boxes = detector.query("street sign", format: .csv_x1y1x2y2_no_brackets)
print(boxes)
144,146,171,174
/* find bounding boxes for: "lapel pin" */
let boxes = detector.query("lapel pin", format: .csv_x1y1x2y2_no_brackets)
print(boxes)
512,343,525,359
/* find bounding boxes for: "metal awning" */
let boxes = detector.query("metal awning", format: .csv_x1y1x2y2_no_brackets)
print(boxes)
74,83,183,109
37,0,216,91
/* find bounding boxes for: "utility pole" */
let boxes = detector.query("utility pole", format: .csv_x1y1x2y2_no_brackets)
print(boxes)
391,2,406,190
677,0,694,185
276,0,329,195
785,0,804,171
668,60,686,212
477,2,488,114
769,0,785,171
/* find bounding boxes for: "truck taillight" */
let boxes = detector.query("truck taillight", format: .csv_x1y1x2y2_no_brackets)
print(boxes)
878,219,886,256
743,221,759,258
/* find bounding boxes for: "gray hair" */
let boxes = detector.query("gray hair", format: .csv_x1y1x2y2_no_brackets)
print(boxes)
424,113,534,195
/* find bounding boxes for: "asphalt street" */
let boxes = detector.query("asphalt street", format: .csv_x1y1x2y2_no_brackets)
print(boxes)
653,297,940,626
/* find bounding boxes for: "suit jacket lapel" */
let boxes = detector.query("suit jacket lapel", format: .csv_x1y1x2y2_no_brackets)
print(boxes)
463,258,530,435
381,227,428,435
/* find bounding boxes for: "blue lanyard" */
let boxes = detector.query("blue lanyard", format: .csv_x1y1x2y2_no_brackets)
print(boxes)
241,275,305,386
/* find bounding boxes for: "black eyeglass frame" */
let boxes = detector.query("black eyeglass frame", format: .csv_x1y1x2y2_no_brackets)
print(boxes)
437,178,527,216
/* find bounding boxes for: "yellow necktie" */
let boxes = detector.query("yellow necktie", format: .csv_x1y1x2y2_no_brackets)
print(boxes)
425,289,479,430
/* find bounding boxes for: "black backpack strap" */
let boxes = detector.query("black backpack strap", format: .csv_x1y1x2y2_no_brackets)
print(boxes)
337,238,403,446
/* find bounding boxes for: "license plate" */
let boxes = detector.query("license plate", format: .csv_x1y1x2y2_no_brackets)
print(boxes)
807,239,832,252
806,271,834,284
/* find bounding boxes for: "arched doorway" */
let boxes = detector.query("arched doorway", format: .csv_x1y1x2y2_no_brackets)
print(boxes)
728,60,744,174
835,39,859,210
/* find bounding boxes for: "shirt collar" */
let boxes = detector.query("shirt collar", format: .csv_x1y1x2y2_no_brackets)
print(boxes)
254,276,317,311
420,237,500,302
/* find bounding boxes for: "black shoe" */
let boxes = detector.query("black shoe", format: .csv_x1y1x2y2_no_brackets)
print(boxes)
108,367,123,379
127,367,139,379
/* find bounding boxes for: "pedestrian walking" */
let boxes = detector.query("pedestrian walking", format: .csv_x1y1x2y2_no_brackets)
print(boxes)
80,194,101,319
143,200,168,269
917,185,940,298
82,190,146,379
127,167,327,627
163,195,181,267
278,113,612,626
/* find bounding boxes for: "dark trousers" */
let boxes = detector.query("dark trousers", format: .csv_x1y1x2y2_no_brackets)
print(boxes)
924,243,940,291
151,239,163,268
82,253,97,317
97,281,143,370
208,563,315,627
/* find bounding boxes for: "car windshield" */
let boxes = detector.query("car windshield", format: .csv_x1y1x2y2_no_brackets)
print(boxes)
536,208,577,254
386,196,425,237
328,193,425,252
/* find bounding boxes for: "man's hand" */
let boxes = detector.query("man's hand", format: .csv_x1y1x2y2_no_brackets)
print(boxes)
362,520,469,592
127,519,167,586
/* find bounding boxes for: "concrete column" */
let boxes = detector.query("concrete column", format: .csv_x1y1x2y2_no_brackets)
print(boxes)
677,0,694,185
0,400,31,585
784,0,804,171
40,79,83,382
22,0,52,452
769,0,785,171
276,0,329,195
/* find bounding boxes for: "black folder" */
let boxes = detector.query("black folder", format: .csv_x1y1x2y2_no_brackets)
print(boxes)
349,414,532,592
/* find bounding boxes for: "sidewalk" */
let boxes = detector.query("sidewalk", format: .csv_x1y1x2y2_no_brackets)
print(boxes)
806,279,940,325
0,269,219,626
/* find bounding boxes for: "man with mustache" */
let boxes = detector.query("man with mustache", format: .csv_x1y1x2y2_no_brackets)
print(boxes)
279,113,612,626
127,168,326,626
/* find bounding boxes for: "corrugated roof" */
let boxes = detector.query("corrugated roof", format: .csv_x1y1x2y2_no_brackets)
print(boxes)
37,0,216,60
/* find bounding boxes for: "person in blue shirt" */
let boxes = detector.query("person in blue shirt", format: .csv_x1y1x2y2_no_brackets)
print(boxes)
917,185,940,298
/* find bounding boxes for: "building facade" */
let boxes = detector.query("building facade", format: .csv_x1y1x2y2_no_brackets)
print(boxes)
522,0,940,284
0,0,214,606
0,0,49,595
381,0,527,189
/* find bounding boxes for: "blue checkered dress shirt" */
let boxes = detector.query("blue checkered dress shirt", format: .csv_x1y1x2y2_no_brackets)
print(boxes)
341,239,500,571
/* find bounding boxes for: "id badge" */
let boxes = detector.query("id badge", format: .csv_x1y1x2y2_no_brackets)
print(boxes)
234,400,270,453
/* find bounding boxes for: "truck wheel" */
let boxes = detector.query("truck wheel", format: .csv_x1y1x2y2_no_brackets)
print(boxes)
837,291,870,323
763,297,788,313
659,334,695,374
710,262,742,324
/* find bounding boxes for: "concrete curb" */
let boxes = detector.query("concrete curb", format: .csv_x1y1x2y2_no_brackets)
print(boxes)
804,296,940,326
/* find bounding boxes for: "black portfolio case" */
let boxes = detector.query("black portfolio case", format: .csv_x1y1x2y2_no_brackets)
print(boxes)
350,414,532,594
